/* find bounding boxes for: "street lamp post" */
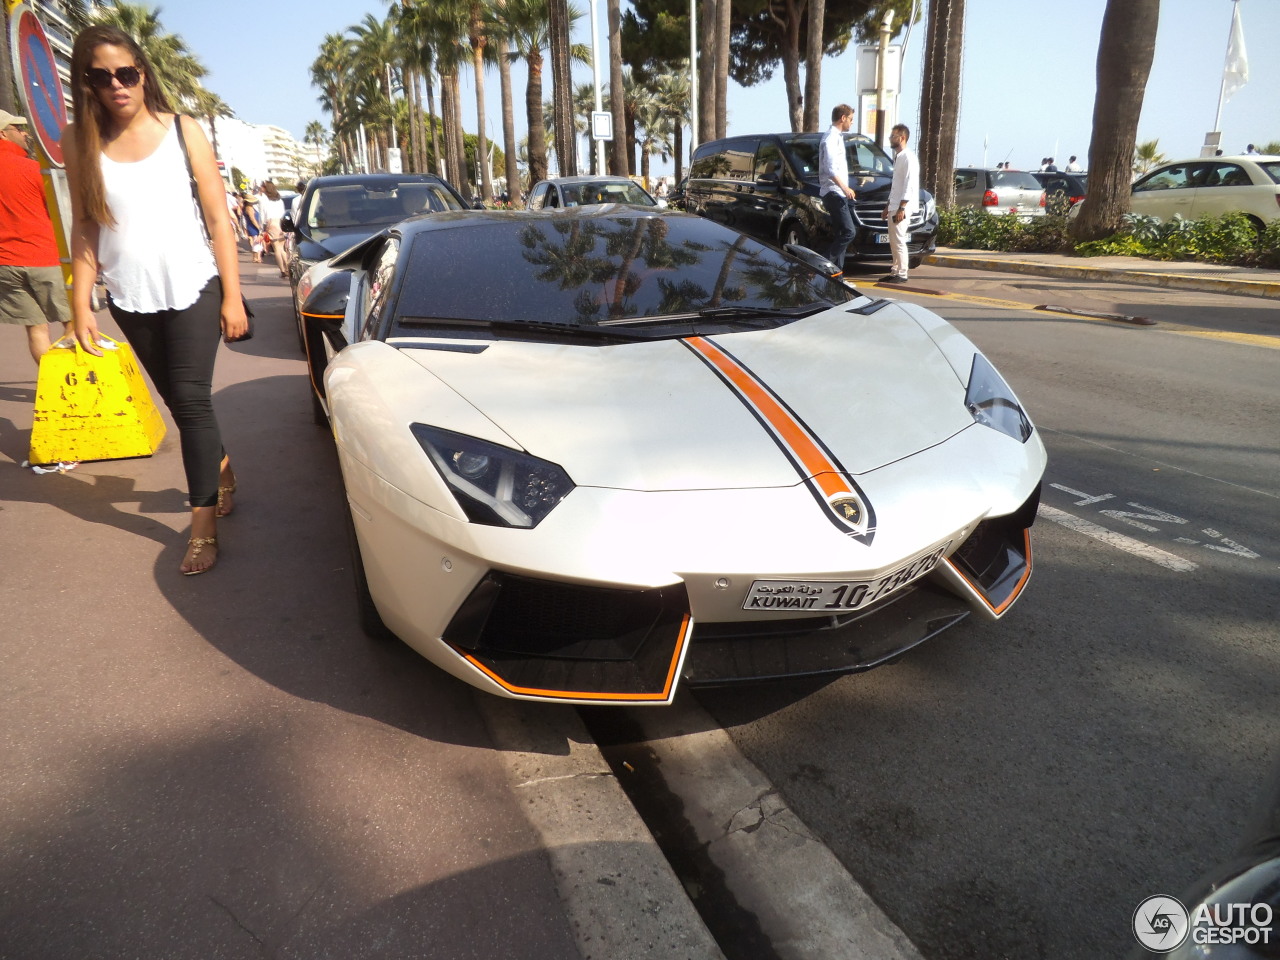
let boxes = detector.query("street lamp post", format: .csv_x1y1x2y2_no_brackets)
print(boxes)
589,0,606,174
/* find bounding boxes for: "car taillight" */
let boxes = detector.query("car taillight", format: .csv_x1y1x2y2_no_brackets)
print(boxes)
982,190,998,206
1070,195,1085,205
1039,191,1046,207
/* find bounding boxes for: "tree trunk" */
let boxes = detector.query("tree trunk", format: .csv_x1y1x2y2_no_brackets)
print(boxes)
697,0,716,144
496,38,521,205
608,0,628,177
917,0,965,207
426,71,443,178
525,47,549,186
715,0,730,138
673,125,683,183
407,66,422,173
548,0,577,176
470,7,493,201
452,76,469,193
1073,0,1160,241
802,0,825,132
782,2,804,133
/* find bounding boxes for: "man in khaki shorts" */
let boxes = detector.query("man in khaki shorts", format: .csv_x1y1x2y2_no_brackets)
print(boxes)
0,109,71,365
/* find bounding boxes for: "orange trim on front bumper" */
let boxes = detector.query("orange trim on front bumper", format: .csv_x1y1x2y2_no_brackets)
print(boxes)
944,528,1034,616
458,614,693,702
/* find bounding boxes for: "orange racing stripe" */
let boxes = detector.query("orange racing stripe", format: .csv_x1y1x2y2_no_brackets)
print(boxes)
682,335,875,542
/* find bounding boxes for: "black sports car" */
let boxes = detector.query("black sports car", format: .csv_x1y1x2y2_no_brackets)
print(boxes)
282,173,471,349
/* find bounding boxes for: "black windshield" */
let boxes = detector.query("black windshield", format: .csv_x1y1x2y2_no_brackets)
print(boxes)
391,212,855,334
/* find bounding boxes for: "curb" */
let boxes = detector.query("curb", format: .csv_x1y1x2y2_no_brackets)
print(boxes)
478,697,728,960
924,252,1280,301
607,700,926,960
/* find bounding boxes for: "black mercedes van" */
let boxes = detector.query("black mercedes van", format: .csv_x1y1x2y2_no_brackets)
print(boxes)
685,132,938,270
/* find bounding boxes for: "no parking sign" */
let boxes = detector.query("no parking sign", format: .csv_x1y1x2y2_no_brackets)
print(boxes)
8,2,67,167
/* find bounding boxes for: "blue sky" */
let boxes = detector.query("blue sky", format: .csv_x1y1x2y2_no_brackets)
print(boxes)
161,0,1278,174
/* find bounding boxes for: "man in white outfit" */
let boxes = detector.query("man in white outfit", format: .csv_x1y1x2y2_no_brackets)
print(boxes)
881,123,918,284
818,104,857,273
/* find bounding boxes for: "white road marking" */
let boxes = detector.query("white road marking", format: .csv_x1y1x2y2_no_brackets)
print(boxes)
1049,483,1115,506
1037,504,1199,572
1099,502,1189,531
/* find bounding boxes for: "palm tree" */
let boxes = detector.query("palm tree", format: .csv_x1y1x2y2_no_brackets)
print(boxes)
488,1,523,204
190,88,232,162
635,93,674,187
1074,0,1160,241
1260,141,1280,156
918,0,965,207
650,67,690,182
350,13,400,170
1132,139,1166,176
304,120,328,174
312,33,355,172
467,1,494,201
89,2,207,105
547,0,576,176
499,0,587,186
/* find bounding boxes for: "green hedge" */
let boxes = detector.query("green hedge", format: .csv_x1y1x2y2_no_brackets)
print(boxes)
936,207,1280,269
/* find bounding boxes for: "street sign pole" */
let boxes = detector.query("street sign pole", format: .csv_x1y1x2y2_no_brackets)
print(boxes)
7,2,72,288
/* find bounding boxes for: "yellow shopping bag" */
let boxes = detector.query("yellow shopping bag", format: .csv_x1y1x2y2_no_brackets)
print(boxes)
29,335,166,463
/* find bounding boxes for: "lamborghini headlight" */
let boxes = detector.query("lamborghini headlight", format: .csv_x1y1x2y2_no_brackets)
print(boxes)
965,353,1033,443
411,424,575,528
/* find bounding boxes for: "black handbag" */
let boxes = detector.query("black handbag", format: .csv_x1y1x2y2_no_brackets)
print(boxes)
173,116,254,342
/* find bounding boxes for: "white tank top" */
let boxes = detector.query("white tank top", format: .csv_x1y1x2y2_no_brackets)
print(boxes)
98,119,217,314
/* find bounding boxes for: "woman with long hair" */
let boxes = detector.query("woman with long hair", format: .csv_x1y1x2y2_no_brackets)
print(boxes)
258,180,288,277
63,25,247,575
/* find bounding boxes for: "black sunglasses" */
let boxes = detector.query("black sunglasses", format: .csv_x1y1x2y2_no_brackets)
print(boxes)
83,66,142,90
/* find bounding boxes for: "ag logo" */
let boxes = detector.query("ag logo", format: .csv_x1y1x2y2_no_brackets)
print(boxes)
1133,895,1190,953
829,496,862,525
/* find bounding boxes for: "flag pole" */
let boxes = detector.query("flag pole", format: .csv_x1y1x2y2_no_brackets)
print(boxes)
1214,0,1244,133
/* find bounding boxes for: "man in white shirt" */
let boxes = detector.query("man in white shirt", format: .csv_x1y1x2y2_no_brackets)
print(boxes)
1065,155,1082,172
880,123,919,284
818,104,857,273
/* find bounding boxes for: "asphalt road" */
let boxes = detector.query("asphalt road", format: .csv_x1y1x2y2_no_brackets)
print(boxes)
680,267,1280,959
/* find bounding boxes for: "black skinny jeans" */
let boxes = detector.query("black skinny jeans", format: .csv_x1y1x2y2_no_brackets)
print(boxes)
108,277,225,508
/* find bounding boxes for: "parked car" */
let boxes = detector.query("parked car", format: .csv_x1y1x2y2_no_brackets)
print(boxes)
1031,170,1088,213
685,132,939,271
282,173,471,350
953,168,1046,218
526,176,663,210
297,206,1046,705
1129,155,1280,230
669,175,689,211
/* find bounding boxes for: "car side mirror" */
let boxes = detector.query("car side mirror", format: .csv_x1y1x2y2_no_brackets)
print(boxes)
281,215,296,233
783,243,842,279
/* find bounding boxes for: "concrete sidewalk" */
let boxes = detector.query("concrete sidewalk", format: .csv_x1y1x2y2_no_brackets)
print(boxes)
925,247,1280,300
0,263,723,960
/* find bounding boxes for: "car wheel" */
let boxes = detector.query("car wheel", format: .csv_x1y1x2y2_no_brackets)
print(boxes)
1245,215,1265,238
344,506,395,641
782,222,810,249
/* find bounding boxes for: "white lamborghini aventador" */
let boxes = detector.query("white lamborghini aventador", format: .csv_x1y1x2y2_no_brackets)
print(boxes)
297,206,1047,705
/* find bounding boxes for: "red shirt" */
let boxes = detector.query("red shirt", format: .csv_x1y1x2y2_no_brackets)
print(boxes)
0,139,60,267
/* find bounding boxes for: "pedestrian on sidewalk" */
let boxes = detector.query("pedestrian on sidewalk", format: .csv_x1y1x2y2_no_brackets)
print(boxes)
880,123,919,285
242,192,263,262
62,24,248,576
819,104,857,274
0,110,71,366
258,181,288,277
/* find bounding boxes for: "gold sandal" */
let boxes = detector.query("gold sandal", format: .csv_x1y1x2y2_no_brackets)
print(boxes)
182,536,218,576
216,480,237,518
